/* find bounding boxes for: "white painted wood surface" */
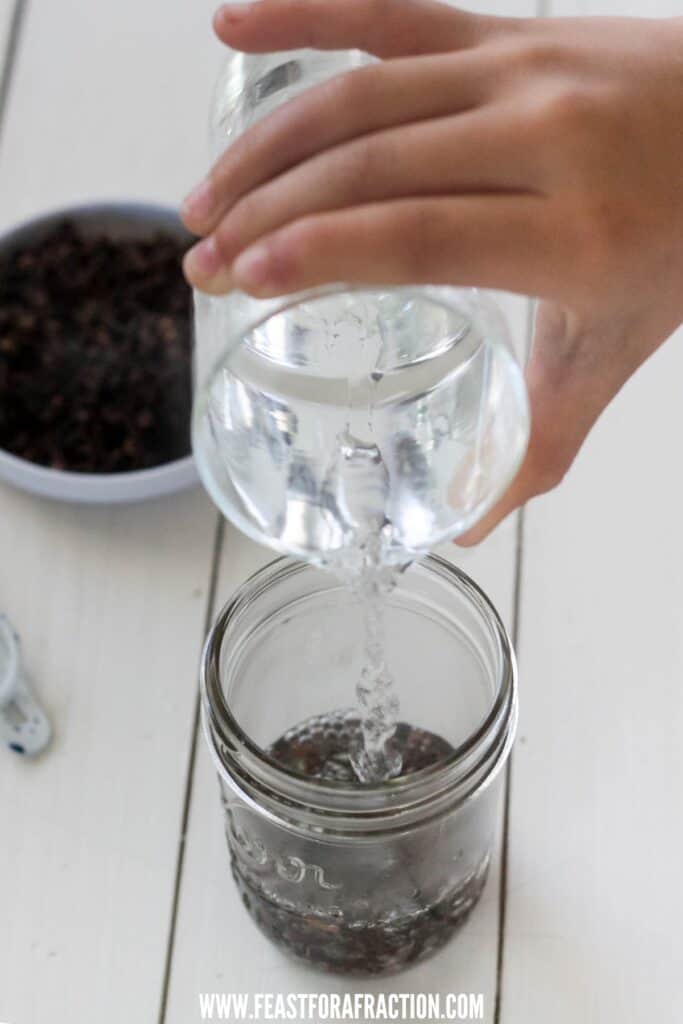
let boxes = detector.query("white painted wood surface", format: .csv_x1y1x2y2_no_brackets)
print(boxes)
0,2,218,1022
0,0,223,224
0,489,215,1023
500,0,683,1019
502,336,683,1024
2,0,682,1021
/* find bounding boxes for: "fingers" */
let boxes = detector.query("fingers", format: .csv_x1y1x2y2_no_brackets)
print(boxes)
185,195,556,297
213,0,511,60
182,53,496,236
187,110,543,276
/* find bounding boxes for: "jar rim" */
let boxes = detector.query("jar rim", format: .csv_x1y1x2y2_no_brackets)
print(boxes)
201,554,518,833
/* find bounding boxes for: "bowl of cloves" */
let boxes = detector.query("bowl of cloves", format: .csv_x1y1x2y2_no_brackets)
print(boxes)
0,202,198,503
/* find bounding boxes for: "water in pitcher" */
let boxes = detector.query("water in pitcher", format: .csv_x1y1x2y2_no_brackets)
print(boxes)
197,289,526,565
194,287,528,781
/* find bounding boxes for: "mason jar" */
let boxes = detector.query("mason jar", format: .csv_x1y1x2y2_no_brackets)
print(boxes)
201,554,517,975
192,46,530,571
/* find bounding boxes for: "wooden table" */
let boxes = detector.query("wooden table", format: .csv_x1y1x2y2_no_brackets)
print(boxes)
1,1,681,1021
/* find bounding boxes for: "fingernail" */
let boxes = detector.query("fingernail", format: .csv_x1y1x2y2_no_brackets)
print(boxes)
216,3,253,25
181,179,215,224
233,245,270,288
185,236,223,279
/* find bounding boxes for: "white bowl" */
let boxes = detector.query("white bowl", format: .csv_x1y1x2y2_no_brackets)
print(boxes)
0,446,197,504
0,202,199,504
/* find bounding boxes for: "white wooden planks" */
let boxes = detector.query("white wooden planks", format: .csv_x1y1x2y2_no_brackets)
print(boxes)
503,334,683,1023
0,1,17,75
0,1,219,1022
0,0,223,227
501,2,683,1021
0,489,216,1023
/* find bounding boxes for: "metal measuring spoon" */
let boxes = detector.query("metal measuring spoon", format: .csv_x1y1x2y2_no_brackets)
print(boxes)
0,614,51,756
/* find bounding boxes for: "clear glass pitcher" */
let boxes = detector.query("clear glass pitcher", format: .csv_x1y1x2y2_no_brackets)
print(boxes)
192,48,530,570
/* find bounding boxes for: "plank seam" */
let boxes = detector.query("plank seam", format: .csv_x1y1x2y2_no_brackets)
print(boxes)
493,505,525,1024
157,514,225,1024
0,0,28,153
493,296,534,1024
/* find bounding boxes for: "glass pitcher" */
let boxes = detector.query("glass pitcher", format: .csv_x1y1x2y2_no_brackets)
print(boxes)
192,47,530,570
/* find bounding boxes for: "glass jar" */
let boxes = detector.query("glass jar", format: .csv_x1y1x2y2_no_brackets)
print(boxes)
192,47,530,569
201,555,517,975
193,284,529,569
209,47,372,159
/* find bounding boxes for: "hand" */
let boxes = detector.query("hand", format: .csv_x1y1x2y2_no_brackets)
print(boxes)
181,2,683,542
